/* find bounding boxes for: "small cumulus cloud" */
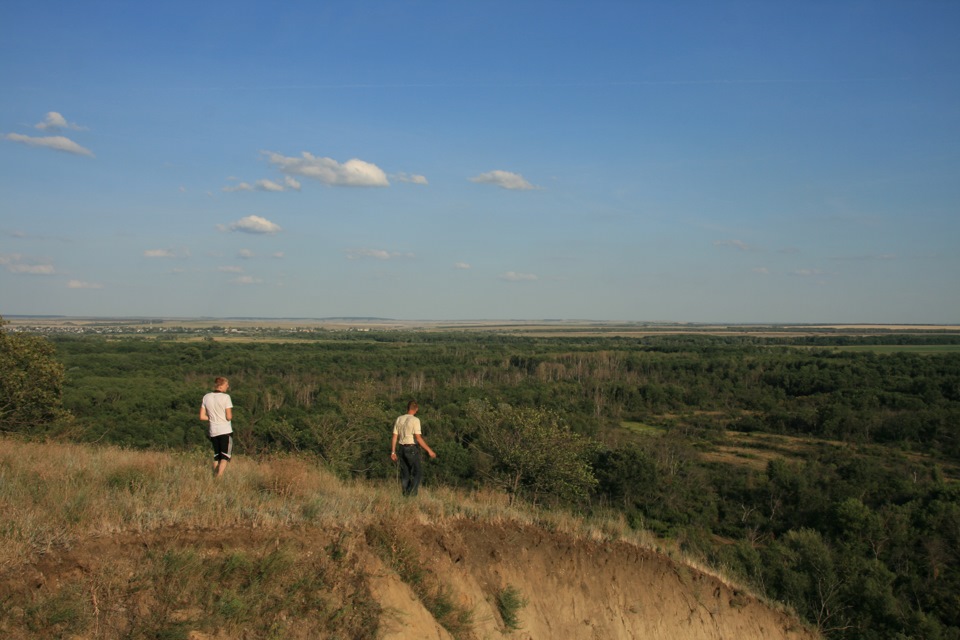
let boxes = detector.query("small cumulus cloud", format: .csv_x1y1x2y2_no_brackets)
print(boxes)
713,239,752,252
393,172,429,185
238,249,255,259
790,268,825,277
272,251,285,259
0,253,56,275
500,271,538,282
752,267,770,275
264,151,389,187
67,279,103,289
347,248,415,261
12,264,56,274
219,215,282,234
255,179,285,192
35,111,87,131
454,262,472,270
4,133,94,157
218,265,244,273
222,181,254,193
831,253,898,261
233,275,263,285
222,177,302,193
144,249,176,258
469,170,536,190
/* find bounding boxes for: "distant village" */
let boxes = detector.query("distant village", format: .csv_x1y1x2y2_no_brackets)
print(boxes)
8,322,373,337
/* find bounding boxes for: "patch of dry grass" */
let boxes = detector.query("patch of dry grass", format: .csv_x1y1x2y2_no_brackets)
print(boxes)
0,437,663,570
1,435,780,639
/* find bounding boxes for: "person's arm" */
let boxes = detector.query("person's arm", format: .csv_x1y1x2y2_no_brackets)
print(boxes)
415,433,436,458
390,433,399,461
225,407,232,421
199,405,208,421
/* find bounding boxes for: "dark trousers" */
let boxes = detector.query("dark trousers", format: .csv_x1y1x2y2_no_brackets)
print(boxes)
399,445,422,496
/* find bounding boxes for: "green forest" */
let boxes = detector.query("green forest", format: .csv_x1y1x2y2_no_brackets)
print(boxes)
2,321,959,640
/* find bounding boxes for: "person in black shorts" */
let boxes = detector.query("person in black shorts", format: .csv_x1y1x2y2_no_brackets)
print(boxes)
200,377,233,478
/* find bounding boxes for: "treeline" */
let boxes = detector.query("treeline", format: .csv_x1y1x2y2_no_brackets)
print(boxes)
51,333,960,460
2,326,959,639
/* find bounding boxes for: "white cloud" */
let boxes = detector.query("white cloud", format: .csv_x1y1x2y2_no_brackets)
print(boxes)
9,263,55,275
0,254,55,275
233,275,263,285
470,170,536,190
222,182,254,192
752,267,770,275
218,265,244,273
713,239,752,251
500,271,538,281
454,262,472,270
272,251,285,259
67,279,103,289
347,248,415,261
238,248,255,259
35,112,86,131
4,133,94,157
144,249,176,258
831,253,898,261
255,179,285,192
790,268,825,277
394,172,429,185
224,176,302,193
220,215,282,234
264,151,389,187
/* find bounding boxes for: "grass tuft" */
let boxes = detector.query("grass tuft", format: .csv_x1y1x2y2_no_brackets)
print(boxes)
496,584,528,630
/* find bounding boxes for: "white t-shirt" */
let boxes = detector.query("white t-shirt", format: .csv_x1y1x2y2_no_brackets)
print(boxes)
392,414,421,445
202,391,233,437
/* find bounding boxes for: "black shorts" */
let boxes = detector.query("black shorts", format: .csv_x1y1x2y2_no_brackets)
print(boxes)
210,434,233,461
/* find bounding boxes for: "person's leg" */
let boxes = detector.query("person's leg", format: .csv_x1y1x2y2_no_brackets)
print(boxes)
210,436,220,475
211,435,232,478
405,446,423,496
399,447,412,494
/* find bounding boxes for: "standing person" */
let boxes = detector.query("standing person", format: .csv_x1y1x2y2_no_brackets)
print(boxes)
390,400,436,496
200,376,233,478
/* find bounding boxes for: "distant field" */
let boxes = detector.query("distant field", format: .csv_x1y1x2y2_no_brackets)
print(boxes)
7,316,960,339
619,421,664,436
829,344,960,353
616,422,960,480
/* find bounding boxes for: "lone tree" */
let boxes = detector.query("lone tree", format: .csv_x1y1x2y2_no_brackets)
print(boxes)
0,317,71,433
467,399,597,505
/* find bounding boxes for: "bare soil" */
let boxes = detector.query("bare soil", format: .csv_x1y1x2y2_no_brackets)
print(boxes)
2,519,817,640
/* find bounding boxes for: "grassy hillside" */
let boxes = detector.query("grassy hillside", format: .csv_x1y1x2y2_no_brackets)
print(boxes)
0,437,815,640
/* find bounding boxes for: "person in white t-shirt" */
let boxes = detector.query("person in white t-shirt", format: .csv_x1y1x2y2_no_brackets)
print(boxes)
390,400,436,496
200,376,234,478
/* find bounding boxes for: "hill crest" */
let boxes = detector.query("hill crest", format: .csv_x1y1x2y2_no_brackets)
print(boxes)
0,438,816,639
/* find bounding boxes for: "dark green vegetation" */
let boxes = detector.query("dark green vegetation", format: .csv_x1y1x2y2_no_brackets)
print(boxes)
0,318,71,432
5,322,960,640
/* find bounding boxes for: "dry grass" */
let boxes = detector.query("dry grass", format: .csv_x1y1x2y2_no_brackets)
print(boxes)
1,436,782,639
0,436,663,570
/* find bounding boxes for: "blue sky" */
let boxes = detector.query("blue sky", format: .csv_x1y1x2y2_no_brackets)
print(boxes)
2,0,958,323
